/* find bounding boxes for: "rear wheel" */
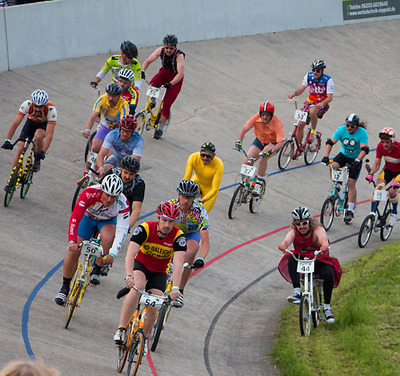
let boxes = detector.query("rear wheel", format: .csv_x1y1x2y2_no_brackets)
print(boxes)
312,284,321,328
249,180,266,213
126,331,145,376
358,215,374,248
299,294,311,336
71,177,90,211
228,184,245,219
4,168,19,207
151,303,169,352
20,161,34,199
304,134,321,165
278,139,294,170
320,196,336,231
380,208,393,241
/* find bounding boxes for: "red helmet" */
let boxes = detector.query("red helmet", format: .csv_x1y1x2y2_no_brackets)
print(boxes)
259,101,275,116
379,127,395,139
156,201,180,220
120,114,137,130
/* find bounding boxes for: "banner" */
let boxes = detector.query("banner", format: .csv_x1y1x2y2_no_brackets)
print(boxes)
343,0,400,20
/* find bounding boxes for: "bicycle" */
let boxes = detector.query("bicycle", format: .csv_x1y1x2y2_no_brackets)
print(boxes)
64,238,103,329
228,148,267,219
277,98,322,170
320,162,350,231
4,138,35,207
285,250,325,336
135,81,170,138
116,286,168,376
358,164,393,248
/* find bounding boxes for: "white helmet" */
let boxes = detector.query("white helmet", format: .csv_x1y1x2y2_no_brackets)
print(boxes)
101,174,123,196
291,207,311,221
31,89,49,106
118,68,135,82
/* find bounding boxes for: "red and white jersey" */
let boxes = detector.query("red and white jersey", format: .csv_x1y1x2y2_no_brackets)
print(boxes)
376,140,400,172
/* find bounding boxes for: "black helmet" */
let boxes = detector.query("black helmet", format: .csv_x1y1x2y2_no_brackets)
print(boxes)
177,179,199,197
120,155,140,173
345,113,359,126
120,40,138,59
201,142,216,153
105,83,123,95
311,59,326,70
163,34,178,46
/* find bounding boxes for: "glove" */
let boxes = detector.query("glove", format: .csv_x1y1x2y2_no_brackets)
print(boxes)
193,257,205,269
235,140,242,151
141,70,146,80
259,150,271,158
321,156,330,166
351,159,361,168
366,174,374,184
89,81,98,87
392,180,400,190
1,140,13,150
164,82,172,89
34,150,46,160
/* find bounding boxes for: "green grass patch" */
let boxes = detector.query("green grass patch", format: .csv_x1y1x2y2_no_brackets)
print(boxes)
270,241,400,376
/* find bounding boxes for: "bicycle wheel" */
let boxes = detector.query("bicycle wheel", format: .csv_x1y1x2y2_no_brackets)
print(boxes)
380,209,393,241
249,180,266,213
299,294,311,336
135,111,147,135
278,139,294,170
20,162,34,199
126,331,145,376
320,196,336,231
150,302,169,352
4,169,19,207
84,131,97,162
65,283,83,329
358,215,374,248
228,184,245,219
312,283,321,328
117,323,130,373
304,134,321,165
71,176,89,211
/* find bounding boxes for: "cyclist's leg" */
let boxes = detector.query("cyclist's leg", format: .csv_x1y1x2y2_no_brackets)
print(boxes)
94,219,117,268
295,121,306,146
179,234,200,291
84,125,109,169
287,255,301,301
347,158,362,212
308,105,319,132
315,262,334,305
144,272,166,336
12,119,37,168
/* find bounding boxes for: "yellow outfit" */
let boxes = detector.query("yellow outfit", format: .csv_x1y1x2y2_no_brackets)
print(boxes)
183,152,224,213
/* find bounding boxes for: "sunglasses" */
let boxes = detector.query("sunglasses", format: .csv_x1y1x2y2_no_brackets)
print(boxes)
380,139,391,144
312,68,321,73
346,124,356,129
200,153,213,160
260,111,271,117
164,46,176,51
294,220,309,226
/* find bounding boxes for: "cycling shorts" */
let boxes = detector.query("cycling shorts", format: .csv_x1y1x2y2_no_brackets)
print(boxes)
94,124,112,142
333,152,361,180
77,214,117,240
134,259,167,292
185,232,201,243
104,154,120,167
378,168,400,184
19,118,47,141
301,101,330,125
251,138,277,151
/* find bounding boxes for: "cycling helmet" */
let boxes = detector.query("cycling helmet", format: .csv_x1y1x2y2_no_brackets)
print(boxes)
120,114,137,130
201,142,216,153
346,113,359,126
177,179,199,197
120,155,140,173
120,40,138,59
291,207,311,221
105,82,123,95
156,201,180,220
379,127,395,139
259,101,275,116
101,174,123,196
31,89,49,106
163,34,178,46
311,59,326,70
118,68,135,82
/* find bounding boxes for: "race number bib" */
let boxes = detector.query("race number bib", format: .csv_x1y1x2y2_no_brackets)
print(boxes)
373,190,388,202
294,110,308,123
332,168,345,182
88,151,97,166
297,260,314,274
240,164,256,177
139,294,164,308
146,86,160,99
81,242,103,258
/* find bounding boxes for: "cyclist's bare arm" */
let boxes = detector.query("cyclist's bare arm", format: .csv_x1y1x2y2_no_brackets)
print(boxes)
323,137,337,158
170,54,185,85
129,201,143,229
5,113,25,140
141,47,163,71
124,241,141,287
42,123,56,152
313,226,329,252
316,93,333,108
171,250,185,299
90,76,101,88
82,111,99,138
198,229,210,260
288,84,307,99
262,140,284,156
369,157,382,176
278,229,295,252
237,122,253,141
96,146,110,172
355,143,368,162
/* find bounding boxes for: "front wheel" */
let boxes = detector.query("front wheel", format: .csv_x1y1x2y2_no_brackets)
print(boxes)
312,284,321,328
320,196,336,231
249,180,266,213
126,331,145,376
150,303,169,352
278,139,294,170
228,184,245,219
304,134,321,165
65,283,82,329
135,112,147,135
84,131,97,162
71,176,90,211
20,162,34,199
358,215,374,248
299,294,311,336
380,208,393,241
117,323,130,373
4,168,19,207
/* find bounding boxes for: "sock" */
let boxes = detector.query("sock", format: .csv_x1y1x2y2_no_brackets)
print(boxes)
294,287,302,295
324,303,331,310
348,203,355,211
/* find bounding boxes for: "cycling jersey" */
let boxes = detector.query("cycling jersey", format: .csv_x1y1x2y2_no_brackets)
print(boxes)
97,54,142,90
246,114,285,145
160,48,185,72
131,221,186,273
376,140,400,172
171,199,209,234
93,94,129,129
302,72,334,103
121,86,139,114
17,99,57,126
102,128,144,160
332,125,368,159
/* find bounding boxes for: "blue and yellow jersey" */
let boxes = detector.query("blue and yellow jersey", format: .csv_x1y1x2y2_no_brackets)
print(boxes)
93,94,129,129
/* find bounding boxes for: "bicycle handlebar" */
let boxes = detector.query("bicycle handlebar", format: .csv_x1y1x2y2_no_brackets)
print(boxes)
233,147,260,163
285,249,322,262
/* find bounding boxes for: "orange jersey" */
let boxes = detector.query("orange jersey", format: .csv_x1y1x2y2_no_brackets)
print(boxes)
246,114,285,144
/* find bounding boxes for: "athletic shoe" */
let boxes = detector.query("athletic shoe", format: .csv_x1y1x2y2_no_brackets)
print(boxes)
33,159,41,172
252,182,263,197
55,285,69,306
153,128,163,140
172,292,184,308
149,98,156,109
89,273,100,286
287,292,302,304
324,308,335,324
76,170,88,185
113,327,126,345
388,213,398,227
343,210,354,224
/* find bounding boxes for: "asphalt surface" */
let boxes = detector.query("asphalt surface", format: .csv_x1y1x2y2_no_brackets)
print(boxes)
1,19,399,375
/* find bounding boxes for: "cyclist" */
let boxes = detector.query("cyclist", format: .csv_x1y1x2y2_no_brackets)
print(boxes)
113,201,186,354
103,155,145,230
235,101,284,196
55,174,130,305
96,115,143,177
278,207,342,324
170,179,209,307
90,40,142,92
118,68,139,115
321,114,369,224
366,127,400,227
140,34,185,139
1,89,57,172
183,142,224,213
288,59,334,146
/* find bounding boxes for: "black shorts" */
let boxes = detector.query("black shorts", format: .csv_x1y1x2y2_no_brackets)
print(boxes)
333,152,361,180
134,259,167,292
378,168,400,184
18,118,47,141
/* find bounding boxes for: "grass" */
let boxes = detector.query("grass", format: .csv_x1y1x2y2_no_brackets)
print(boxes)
270,241,400,376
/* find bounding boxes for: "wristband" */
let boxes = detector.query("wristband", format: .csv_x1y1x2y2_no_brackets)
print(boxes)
197,257,204,262
5,139,11,142
171,286,180,290
85,128,91,132
109,253,115,258
98,166,103,170
355,159,360,163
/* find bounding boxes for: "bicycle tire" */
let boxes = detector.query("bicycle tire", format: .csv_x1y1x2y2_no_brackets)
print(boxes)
20,162,34,199
249,180,266,213
71,176,90,211
84,131,97,163
135,111,147,135
312,283,321,328
358,215,374,248
278,139,294,170
228,184,245,219
117,322,131,373
304,134,321,165
150,302,169,352
380,208,393,241
299,294,311,336
320,196,336,231
126,331,145,376
65,283,83,329
4,168,19,207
